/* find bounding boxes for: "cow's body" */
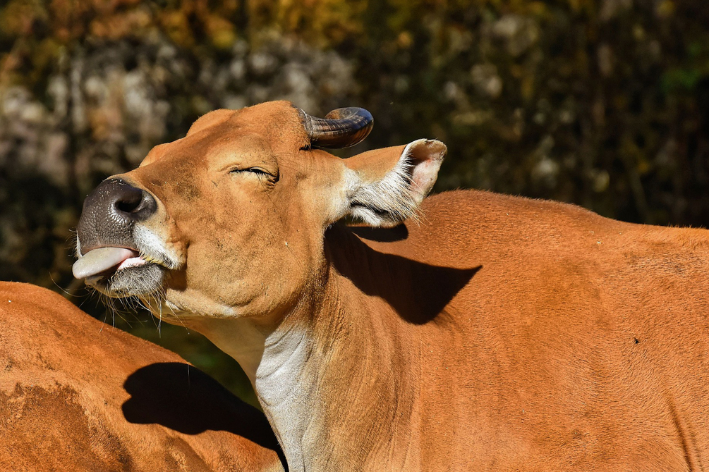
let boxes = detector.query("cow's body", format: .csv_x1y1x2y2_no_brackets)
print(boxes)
0,282,283,471
192,189,709,470
325,190,709,469
72,101,709,470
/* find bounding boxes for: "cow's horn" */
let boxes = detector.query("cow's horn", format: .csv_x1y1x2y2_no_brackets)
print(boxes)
300,107,373,149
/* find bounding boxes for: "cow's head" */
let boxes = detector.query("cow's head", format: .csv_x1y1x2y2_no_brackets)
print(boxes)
74,101,446,319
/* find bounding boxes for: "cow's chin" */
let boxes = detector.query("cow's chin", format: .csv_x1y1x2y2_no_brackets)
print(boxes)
87,264,167,298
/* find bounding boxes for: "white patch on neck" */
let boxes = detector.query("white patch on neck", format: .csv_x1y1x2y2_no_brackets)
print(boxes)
255,327,315,471
179,315,317,471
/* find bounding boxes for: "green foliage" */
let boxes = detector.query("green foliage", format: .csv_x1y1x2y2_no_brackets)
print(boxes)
3,0,709,400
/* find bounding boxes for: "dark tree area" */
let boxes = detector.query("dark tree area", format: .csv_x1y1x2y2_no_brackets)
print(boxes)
2,0,707,401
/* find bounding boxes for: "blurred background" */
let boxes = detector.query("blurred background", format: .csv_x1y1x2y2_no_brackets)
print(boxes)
2,0,709,406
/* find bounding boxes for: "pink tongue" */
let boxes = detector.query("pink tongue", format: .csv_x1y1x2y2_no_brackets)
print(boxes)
73,248,139,279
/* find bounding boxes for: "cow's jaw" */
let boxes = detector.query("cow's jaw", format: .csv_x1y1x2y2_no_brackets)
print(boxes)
74,224,180,298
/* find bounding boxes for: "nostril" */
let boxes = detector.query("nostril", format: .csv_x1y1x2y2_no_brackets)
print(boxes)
115,192,144,214
114,190,157,220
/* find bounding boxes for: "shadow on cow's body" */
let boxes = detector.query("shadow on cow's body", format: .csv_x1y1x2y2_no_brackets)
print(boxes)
328,224,481,325
348,223,410,243
122,362,286,468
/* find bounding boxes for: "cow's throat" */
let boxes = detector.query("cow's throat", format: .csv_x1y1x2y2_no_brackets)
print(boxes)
254,328,316,471
186,314,318,471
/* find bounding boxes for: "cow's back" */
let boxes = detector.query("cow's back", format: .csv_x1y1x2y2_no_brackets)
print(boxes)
346,189,709,470
0,282,283,471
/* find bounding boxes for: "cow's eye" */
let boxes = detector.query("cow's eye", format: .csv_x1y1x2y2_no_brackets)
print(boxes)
230,166,265,175
229,166,277,183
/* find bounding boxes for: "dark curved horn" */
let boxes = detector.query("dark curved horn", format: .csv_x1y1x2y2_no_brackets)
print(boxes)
300,107,373,149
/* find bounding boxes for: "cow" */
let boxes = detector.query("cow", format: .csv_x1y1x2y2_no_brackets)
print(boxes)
73,100,709,470
0,282,284,471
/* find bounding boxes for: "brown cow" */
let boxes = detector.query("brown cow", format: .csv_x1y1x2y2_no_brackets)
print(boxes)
73,101,709,470
0,282,284,471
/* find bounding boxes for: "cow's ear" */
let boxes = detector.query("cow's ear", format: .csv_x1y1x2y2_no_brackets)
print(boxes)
334,139,446,227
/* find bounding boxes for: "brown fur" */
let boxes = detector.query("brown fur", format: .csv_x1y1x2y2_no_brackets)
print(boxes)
0,282,283,471
83,101,709,470
308,190,709,469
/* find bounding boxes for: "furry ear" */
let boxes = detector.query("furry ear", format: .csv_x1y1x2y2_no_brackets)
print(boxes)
338,139,446,227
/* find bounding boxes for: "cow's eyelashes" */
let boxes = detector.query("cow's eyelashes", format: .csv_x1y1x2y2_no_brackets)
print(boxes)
229,166,277,183
230,167,269,176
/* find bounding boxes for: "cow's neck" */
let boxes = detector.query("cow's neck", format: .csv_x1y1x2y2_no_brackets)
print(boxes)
186,229,423,471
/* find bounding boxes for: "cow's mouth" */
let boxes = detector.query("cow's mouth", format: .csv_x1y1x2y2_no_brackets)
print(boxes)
73,247,168,296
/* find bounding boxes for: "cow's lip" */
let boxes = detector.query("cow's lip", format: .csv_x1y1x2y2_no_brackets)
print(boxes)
73,247,147,280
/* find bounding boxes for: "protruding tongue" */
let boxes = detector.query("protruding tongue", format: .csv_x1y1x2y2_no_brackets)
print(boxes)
73,247,138,279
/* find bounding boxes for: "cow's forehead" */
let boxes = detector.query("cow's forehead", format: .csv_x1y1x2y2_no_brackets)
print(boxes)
141,101,309,169
189,101,308,147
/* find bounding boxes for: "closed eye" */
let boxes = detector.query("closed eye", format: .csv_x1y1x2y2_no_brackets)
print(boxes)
231,167,267,175
229,166,278,183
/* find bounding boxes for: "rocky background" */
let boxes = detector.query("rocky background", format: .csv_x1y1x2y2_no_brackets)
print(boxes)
2,0,709,403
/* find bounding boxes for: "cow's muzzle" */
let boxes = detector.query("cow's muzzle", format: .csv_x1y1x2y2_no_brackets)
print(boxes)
73,178,161,283
77,178,157,254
